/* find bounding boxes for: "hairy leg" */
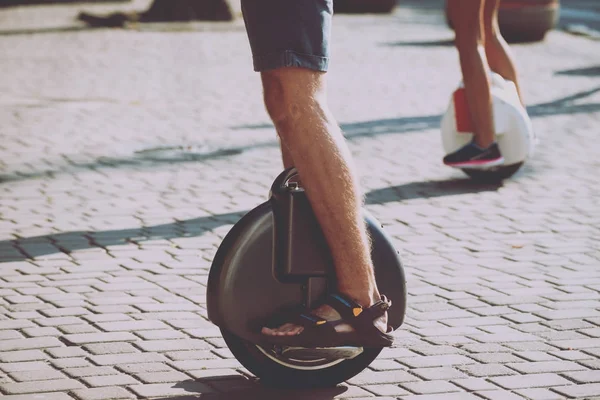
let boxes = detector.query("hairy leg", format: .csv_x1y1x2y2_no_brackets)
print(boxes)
483,0,524,103
449,0,495,148
260,67,385,336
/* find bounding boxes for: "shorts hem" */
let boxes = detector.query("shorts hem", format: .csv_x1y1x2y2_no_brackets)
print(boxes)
253,50,329,72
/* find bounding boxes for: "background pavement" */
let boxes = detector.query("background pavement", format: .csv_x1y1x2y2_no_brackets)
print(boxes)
0,0,599,399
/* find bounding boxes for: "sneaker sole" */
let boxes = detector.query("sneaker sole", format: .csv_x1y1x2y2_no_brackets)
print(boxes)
445,157,505,169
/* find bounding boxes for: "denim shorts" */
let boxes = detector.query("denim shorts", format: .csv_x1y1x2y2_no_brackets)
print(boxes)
241,0,333,72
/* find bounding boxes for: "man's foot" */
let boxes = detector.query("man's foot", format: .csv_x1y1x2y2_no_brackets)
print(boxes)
262,303,388,336
443,141,504,169
260,293,394,348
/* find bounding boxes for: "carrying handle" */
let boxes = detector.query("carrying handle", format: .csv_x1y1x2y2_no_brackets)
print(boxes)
270,167,300,194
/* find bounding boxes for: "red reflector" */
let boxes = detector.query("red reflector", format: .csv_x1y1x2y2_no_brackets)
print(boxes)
453,88,473,133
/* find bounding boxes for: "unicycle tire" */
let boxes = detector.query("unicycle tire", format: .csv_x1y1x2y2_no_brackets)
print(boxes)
221,329,382,388
462,162,523,182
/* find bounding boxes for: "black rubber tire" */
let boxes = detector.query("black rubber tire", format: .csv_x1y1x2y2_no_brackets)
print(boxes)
462,162,523,182
222,329,383,388
334,0,397,14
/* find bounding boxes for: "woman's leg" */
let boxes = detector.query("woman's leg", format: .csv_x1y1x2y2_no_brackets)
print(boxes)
449,0,494,148
483,0,524,103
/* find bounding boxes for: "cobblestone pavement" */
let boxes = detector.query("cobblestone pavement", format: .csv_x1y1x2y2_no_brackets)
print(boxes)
1,1,600,399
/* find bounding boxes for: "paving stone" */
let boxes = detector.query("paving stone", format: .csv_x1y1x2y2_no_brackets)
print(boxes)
116,362,174,374
0,320,35,330
513,388,564,400
95,320,170,332
45,347,87,358
0,350,48,363
552,383,600,398
401,393,480,400
513,352,558,362
61,332,137,345
477,390,527,400
8,368,65,382
0,378,85,394
90,352,168,366
368,359,406,371
0,394,74,400
71,386,136,400
550,338,600,350
363,384,410,396
57,324,100,335
135,370,190,384
63,366,118,378
164,350,218,361
399,355,476,368
562,370,600,384
135,339,211,352
469,353,524,364
401,380,462,394
451,378,499,391
50,358,91,369
347,369,421,385
489,373,573,390
457,364,518,377
35,317,84,327
508,360,585,374
82,374,140,387
83,342,138,355
411,367,468,380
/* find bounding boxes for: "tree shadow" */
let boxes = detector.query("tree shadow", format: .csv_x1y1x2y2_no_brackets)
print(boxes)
365,177,502,203
0,26,95,36
0,0,129,7
1,86,597,184
555,65,600,77
383,38,454,47
0,177,501,262
154,376,348,399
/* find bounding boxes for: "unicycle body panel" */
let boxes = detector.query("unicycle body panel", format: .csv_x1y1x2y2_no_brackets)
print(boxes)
206,168,406,387
206,200,407,345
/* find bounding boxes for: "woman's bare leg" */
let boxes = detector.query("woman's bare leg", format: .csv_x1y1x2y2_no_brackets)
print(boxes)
483,0,524,103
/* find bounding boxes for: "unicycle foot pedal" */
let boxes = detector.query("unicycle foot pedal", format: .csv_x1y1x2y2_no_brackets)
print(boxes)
279,346,364,361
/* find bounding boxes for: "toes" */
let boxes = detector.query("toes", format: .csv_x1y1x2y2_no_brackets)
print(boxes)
262,323,304,336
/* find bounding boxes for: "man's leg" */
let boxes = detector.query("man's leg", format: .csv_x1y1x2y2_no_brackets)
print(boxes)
240,0,387,337
261,68,386,335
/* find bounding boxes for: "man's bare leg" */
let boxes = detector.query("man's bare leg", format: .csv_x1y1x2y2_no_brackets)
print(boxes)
483,0,524,104
449,0,495,148
260,67,386,336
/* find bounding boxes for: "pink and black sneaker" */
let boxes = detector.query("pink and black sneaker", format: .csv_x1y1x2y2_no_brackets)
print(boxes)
443,141,504,169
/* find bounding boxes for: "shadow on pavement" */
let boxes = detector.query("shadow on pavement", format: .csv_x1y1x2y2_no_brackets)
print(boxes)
383,38,454,47
0,0,128,7
0,177,501,262
151,377,348,399
555,65,600,77
0,87,598,184
0,26,95,36
366,177,502,203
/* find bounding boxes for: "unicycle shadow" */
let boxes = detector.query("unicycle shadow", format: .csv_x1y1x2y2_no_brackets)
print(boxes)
153,376,348,399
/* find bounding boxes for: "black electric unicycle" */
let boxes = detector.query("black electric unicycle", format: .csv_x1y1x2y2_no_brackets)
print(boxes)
206,168,407,387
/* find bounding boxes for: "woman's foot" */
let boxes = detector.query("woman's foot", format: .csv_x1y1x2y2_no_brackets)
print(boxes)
444,141,504,169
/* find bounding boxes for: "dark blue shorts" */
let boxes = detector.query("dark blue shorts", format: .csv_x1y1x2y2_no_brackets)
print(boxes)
241,0,333,72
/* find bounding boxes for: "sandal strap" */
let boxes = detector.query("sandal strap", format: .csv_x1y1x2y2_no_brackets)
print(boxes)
292,312,329,329
326,293,391,326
